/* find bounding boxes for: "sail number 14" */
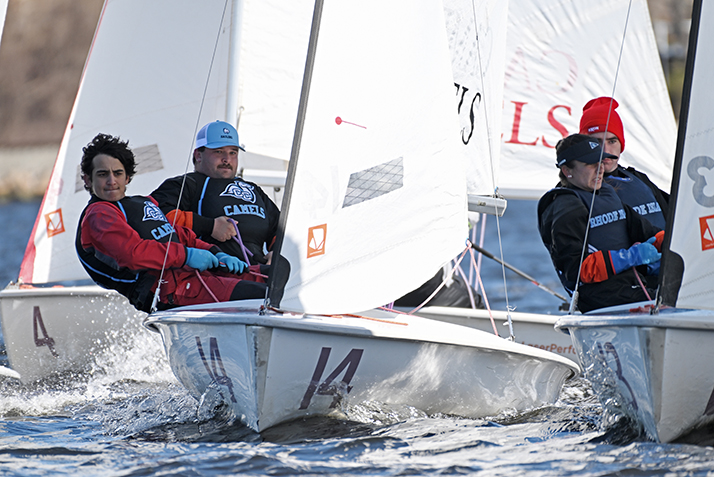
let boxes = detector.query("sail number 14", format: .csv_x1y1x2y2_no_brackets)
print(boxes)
195,337,363,410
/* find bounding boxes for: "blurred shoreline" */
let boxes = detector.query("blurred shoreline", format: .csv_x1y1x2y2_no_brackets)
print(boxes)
0,146,56,200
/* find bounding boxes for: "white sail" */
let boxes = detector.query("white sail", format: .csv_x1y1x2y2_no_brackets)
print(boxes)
0,0,8,46
235,0,312,165
19,1,230,284
444,0,509,197
499,0,676,199
273,0,468,314
667,0,714,310
18,0,311,285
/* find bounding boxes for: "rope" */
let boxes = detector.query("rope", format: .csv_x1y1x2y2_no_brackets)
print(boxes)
467,240,499,337
569,0,635,315
633,269,653,301
194,270,221,303
228,218,253,263
150,0,232,314
408,247,470,315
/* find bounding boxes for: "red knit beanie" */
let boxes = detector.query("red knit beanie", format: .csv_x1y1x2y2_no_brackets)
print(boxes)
579,97,625,152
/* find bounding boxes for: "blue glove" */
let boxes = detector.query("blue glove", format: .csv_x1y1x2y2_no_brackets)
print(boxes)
185,247,219,271
610,236,662,274
215,252,248,274
647,261,661,276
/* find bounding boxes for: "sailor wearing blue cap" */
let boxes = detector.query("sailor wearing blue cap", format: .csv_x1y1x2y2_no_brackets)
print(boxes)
152,120,280,267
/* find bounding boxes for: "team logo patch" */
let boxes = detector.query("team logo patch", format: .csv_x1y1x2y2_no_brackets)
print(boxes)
307,224,327,258
699,215,714,251
143,201,167,222
45,208,65,238
220,181,256,203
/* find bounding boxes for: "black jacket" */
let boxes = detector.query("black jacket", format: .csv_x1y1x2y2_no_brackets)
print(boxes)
538,183,662,313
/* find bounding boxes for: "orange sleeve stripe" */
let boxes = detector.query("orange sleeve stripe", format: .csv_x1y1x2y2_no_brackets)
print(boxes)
166,209,193,229
580,251,610,283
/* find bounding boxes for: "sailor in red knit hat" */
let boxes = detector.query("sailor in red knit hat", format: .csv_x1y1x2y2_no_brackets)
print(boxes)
579,97,669,229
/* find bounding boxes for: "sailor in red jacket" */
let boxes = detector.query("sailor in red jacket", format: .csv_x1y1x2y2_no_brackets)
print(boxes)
75,133,266,312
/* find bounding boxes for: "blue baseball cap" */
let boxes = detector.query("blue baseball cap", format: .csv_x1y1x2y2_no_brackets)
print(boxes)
556,137,616,167
195,120,245,150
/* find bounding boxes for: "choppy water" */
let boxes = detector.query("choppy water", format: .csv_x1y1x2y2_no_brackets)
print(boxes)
2,199,714,477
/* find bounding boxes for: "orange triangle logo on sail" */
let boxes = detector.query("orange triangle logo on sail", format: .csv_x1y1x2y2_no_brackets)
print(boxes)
307,224,327,258
699,215,714,251
45,209,65,238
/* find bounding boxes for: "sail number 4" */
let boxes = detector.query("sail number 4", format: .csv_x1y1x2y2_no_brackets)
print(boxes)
33,306,59,357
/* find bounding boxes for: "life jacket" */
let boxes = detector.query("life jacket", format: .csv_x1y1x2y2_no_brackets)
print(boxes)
605,166,666,229
542,183,632,292
569,183,632,254
75,196,180,312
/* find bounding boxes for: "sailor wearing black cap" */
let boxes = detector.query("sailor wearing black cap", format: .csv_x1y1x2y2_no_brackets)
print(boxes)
537,134,664,313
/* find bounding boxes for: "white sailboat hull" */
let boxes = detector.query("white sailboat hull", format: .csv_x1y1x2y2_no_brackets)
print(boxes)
145,300,578,432
555,307,714,442
0,284,146,382
412,307,579,364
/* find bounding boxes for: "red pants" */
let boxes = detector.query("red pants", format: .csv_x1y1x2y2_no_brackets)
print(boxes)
159,265,266,306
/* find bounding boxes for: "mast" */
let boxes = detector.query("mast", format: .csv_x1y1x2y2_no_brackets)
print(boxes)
266,0,324,308
656,0,702,308
226,0,244,126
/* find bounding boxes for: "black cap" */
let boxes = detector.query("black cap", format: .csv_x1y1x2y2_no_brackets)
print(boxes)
556,139,617,167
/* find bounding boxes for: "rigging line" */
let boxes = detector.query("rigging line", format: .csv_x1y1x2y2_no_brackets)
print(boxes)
470,242,569,303
151,0,232,314
468,0,514,338
408,247,471,315
228,218,252,263
568,0,634,315
454,263,478,309
633,268,652,301
467,241,499,336
195,270,221,303
468,1,499,197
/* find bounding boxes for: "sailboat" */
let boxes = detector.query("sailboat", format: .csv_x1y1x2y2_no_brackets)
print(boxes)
0,0,313,382
144,0,579,433
412,0,677,362
555,0,714,443
0,0,674,382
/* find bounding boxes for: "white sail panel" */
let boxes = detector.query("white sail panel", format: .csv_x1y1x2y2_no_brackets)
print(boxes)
444,0,509,197
20,0,232,284
276,0,468,314
668,0,714,310
500,0,676,199
0,0,7,46
236,0,312,164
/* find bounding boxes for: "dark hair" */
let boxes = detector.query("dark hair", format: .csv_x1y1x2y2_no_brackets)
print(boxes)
192,146,206,165
81,133,137,192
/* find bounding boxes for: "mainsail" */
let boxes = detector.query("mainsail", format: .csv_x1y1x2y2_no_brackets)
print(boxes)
661,0,714,310
444,0,509,198
269,0,468,314
498,0,676,199
18,0,311,285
